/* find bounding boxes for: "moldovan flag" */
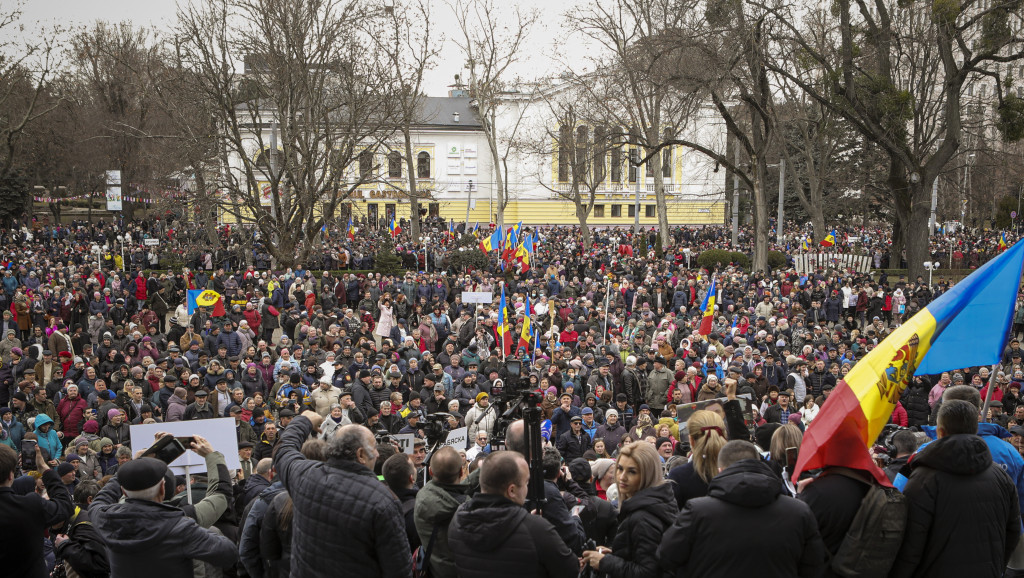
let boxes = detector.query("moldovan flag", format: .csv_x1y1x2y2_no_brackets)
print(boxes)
793,238,1024,485
480,225,502,253
518,294,533,353
698,277,717,336
820,230,836,247
1000,233,1008,252
187,289,226,317
497,285,512,357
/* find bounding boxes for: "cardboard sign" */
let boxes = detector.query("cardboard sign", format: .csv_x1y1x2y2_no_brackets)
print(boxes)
462,292,492,304
129,418,241,474
442,427,468,450
393,433,416,455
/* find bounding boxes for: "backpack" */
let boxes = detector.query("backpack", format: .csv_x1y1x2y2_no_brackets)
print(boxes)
829,467,907,577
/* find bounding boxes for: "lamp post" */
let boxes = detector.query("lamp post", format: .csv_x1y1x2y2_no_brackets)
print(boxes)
683,247,691,269
924,261,939,287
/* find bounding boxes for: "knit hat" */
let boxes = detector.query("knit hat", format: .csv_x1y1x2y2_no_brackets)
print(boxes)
65,453,82,463
655,436,673,449
83,420,99,434
476,392,489,402
546,386,558,396
605,409,618,419
107,408,121,419
591,458,616,481
57,462,76,477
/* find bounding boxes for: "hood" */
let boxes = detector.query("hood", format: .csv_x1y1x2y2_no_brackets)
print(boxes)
97,500,188,548
168,395,187,406
912,434,993,476
707,459,782,508
977,422,1012,440
34,413,54,431
619,483,676,527
451,494,528,551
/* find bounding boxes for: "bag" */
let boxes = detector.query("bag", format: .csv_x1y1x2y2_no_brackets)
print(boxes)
411,518,439,578
829,468,907,577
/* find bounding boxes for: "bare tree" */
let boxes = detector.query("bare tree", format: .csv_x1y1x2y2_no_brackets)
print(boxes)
766,0,1024,277
174,0,400,267
566,0,707,251
449,0,537,227
520,82,621,246
0,4,62,181
373,0,441,240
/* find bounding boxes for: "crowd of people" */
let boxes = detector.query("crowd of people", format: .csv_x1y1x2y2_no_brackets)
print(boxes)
1,215,1023,578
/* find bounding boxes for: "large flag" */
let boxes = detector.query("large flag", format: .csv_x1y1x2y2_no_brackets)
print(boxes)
497,285,512,357
820,230,837,247
999,232,1008,252
698,278,717,335
187,289,226,317
518,294,533,353
347,217,355,241
515,234,534,272
502,224,520,261
801,236,810,252
389,216,401,237
480,225,502,253
793,238,1024,485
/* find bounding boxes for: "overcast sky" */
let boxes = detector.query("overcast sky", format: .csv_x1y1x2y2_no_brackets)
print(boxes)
18,0,588,96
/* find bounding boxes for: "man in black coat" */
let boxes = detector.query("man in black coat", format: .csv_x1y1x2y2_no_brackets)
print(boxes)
0,445,74,578
448,451,577,578
890,400,1022,578
273,410,411,577
556,415,592,462
658,440,825,578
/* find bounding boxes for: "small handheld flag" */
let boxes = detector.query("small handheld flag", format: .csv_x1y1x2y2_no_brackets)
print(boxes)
698,278,717,335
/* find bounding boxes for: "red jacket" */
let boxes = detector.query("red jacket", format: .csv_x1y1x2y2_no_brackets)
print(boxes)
57,396,88,438
889,401,908,427
135,276,148,301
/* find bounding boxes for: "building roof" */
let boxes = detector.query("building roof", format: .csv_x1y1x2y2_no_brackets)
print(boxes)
414,97,482,130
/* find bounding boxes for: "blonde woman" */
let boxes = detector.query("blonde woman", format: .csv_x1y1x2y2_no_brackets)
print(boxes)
667,410,728,509
581,442,676,577
769,423,804,482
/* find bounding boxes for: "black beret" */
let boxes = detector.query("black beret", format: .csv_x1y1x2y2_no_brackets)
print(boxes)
195,389,209,397
278,408,296,418
238,441,254,449
118,457,168,491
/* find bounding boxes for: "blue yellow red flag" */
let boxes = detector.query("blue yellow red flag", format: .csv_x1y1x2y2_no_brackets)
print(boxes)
793,237,1024,485
820,230,836,247
698,278,717,335
999,233,1008,251
518,294,532,353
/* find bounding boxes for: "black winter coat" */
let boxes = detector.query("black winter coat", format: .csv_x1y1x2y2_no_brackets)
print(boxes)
889,434,1021,578
658,459,825,578
448,493,578,578
598,483,676,578
0,469,73,578
273,415,412,577
902,380,931,427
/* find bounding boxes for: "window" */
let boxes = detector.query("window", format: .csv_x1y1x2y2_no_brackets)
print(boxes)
575,126,589,182
645,205,656,218
558,125,572,182
388,152,402,178
611,204,622,217
593,204,605,218
417,152,431,178
255,148,272,171
980,83,987,98
628,204,636,218
662,127,673,179
593,125,607,184
358,150,373,178
610,147,622,182
428,202,440,217
628,148,639,183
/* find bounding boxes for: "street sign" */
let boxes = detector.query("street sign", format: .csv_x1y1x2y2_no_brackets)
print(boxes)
1013,211,1018,219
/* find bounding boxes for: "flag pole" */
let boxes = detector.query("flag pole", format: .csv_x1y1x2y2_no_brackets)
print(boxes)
981,363,1000,422
602,278,612,342
500,281,506,362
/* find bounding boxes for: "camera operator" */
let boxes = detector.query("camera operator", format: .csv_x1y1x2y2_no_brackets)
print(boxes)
541,447,587,556
0,443,74,578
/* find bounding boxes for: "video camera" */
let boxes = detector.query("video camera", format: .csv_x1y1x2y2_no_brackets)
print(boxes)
423,412,451,446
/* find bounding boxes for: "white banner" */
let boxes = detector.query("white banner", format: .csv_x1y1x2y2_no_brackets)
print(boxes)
129,417,240,474
393,433,416,455
462,291,493,304
792,252,872,274
143,238,160,246
442,427,468,450
105,170,122,211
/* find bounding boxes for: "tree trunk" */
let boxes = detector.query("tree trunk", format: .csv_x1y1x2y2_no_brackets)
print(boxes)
810,204,825,243
752,169,770,272
650,150,672,250
904,180,932,281
576,198,592,247
403,129,421,240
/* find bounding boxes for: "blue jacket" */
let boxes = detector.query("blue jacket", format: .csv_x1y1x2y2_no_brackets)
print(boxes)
33,414,62,461
895,423,1024,515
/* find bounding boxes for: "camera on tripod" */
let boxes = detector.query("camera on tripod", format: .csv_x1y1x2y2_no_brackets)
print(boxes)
423,412,451,445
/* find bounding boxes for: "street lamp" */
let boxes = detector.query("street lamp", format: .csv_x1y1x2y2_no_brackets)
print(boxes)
923,261,940,286
683,247,692,269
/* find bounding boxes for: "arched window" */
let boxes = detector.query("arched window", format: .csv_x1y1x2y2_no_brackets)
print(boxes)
417,151,431,178
388,151,402,178
359,150,373,178
558,125,572,182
